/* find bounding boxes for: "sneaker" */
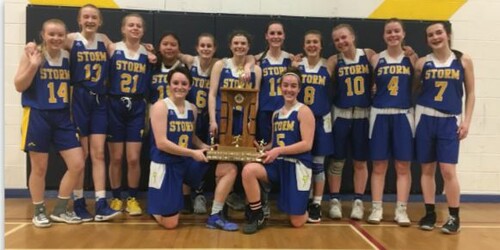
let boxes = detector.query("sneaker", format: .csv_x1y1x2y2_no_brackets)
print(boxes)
260,184,271,218
367,205,383,224
307,203,322,223
441,215,460,234
262,203,271,219
350,199,364,220
193,195,207,214
328,198,342,220
226,193,246,211
110,198,123,211
73,198,93,222
394,206,411,227
50,210,82,224
32,213,51,228
206,212,239,231
95,199,122,222
419,213,437,231
126,197,143,216
243,209,266,234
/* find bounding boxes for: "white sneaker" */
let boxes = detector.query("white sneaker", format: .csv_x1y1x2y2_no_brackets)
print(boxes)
32,213,52,228
328,199,342,219
50,210,82,224
350,199,364,220
394,206,411,227
367,205,383,224
193,195,207,214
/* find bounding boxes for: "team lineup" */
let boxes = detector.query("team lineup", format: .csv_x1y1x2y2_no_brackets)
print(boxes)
14,4,475,236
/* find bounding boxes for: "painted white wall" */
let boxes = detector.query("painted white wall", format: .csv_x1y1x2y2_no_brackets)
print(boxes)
4,0,500,194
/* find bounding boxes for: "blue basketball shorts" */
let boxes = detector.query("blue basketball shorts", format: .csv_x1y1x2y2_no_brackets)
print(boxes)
265,158,312,215
71,86,107,136
21,107,80,152
369,107,414,161
107,96,146,142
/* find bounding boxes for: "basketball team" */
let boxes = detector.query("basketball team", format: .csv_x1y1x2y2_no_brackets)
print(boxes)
15,4,475,235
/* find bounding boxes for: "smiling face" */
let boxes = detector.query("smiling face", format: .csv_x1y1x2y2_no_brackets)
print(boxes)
168,71,191,99
159,35,180,62
41,21,66,51
78,6,102,34
384,21,405,48
303,33,322,58
265,23,285,49
196,35,216,60
121,15,144,41
230,35,250,57
332,26,355,53
280,73,301,103
426,23,450,51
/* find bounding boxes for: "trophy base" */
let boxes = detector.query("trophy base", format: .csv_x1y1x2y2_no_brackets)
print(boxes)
207,146,263,162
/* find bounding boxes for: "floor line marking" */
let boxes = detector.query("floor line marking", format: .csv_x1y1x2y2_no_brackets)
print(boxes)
4,223,28,237
349,221,386,250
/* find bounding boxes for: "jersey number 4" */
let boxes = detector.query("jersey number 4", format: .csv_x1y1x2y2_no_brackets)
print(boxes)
47,82,68,104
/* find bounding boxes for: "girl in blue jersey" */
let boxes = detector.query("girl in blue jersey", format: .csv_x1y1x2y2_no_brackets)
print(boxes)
63,4,120,222
367,19,417,226
178,33,218,214
294,30,334,223
254,21,293,144
14,19,84,228
242,67,315,234
207,30,262,231
415,22,475,234
326,24,376,221
252,21,293,218
148,67,210,229
150,32,187,104
107,13,152,216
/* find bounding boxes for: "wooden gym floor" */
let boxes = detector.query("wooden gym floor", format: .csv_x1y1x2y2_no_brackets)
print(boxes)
5,198,500,250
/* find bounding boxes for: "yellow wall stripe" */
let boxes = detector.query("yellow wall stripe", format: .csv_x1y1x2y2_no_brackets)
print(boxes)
369,0,467,20
29,0,119,9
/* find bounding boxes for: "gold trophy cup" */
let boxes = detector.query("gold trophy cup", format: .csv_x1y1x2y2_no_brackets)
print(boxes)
207,84,263,162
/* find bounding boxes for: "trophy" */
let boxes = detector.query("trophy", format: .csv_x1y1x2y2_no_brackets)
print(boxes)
207,79,263,162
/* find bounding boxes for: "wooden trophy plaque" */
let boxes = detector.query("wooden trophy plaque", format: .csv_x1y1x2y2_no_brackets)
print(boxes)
206,85,264,162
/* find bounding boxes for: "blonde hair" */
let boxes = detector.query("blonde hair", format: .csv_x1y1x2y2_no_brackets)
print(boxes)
38,19,67,65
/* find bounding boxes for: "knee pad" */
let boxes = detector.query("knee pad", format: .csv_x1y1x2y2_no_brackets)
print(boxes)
327,159,345,176
314,171,325,182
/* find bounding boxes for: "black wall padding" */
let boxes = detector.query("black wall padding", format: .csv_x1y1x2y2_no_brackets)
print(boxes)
25,4,444,195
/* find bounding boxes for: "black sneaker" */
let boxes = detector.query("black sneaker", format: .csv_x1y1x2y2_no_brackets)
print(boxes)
441,215,460,234
419,213,437,231
307,203,322,223
243,208,266,234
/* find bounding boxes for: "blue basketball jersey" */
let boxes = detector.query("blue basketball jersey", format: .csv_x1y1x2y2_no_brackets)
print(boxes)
108,42,150,96
187,56,210,111
150,98,195,164
69,33,109,94
215,58,256,111
272,103,313,164
372,51,413,109
334,48,373,108
259,51,292,111
22,49,71,110
297,58,332,116
417,53,465,115
149,60,186,103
